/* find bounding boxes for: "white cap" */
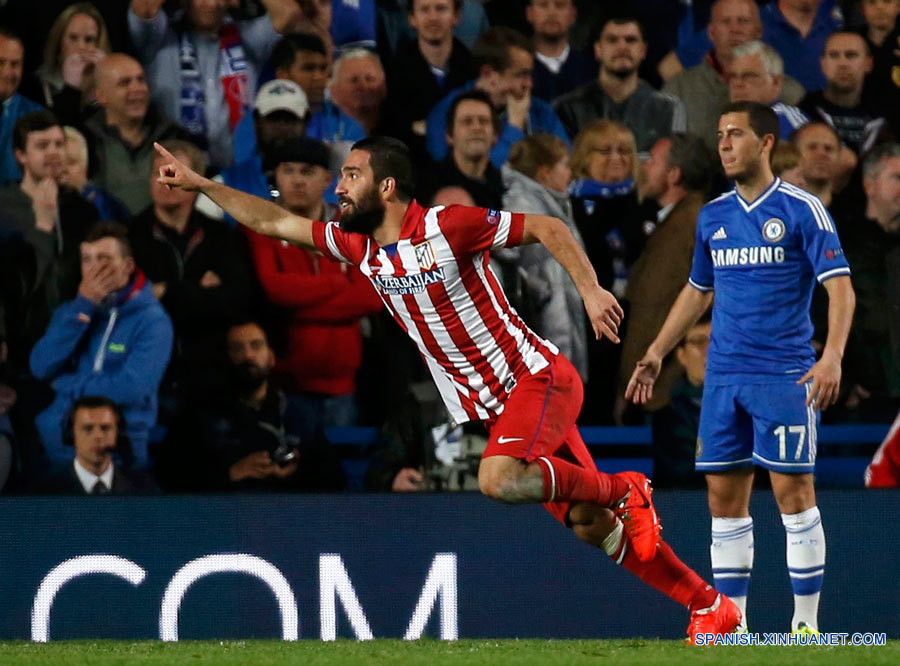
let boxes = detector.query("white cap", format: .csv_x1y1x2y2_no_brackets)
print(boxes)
254,79,309,118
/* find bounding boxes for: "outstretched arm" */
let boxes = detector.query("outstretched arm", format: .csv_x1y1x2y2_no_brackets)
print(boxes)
521,214,623,344
625,283,713,405
154,143,316,249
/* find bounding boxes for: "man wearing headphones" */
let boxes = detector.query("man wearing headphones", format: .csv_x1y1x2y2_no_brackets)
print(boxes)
34,396,157,495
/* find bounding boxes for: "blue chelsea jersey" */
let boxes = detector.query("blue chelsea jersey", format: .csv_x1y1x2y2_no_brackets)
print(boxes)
688,177,851,382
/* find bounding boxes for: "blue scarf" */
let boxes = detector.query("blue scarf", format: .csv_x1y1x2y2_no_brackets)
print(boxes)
179,18,250,138
568,177,635,200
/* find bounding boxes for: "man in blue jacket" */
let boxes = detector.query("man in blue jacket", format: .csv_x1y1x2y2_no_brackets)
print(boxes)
425,26,569,167
30,221,173,470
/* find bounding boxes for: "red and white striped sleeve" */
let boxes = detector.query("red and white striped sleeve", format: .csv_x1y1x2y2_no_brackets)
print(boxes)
311,220,366,265
439,205,525,255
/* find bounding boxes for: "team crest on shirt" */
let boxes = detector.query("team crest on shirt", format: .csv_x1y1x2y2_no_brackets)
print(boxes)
486,209,501,225
415,241,437,270
762,218,786,243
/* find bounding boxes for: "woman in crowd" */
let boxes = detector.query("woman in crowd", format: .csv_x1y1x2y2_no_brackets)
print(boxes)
501,133,587,384
22,3,110,125
569,120,652,299
568,120,655,423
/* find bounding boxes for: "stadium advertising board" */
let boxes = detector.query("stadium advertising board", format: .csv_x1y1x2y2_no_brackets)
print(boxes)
0,492,896,641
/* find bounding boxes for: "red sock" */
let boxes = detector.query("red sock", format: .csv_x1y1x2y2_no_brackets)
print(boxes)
536,456,629,507
613,537,718,612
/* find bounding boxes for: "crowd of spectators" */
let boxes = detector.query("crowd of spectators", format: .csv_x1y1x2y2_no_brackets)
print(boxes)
0,0,899,494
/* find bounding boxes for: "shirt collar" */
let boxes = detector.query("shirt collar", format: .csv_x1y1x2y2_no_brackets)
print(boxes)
535,44,571,74
73,458,115,493
657,203,675,223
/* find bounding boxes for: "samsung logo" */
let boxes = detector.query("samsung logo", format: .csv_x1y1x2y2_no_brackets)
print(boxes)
373,268,446,295
712,246,785,267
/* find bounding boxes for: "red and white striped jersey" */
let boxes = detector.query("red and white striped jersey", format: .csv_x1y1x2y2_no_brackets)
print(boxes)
312,201,559,424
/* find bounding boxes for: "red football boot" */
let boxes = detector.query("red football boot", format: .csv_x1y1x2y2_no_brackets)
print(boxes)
687,594,742,645
612,471,661,562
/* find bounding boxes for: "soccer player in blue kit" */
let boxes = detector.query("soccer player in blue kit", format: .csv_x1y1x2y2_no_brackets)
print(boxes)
627,101,856,634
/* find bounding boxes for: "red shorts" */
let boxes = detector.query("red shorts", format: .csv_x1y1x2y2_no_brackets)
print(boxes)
483,354,597,525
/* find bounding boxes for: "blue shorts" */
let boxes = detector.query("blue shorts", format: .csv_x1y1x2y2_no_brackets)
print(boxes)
696,380,819,474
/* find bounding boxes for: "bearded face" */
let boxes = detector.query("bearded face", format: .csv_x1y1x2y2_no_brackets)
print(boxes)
230,356,269,392
338,181,386,235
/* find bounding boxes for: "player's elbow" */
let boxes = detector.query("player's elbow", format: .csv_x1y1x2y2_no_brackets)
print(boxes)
522,215,566,245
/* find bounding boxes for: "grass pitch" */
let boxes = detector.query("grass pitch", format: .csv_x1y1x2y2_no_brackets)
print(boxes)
0,639,897,665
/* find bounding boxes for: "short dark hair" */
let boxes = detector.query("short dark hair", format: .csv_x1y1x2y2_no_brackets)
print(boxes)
350,136,416,202
720,101,780,151
471,27,533,73
0,26,23,45
410,0,463,12
0,25,24,41
83,221,132,258
13,111,61,152
272,32,328,71
666,132,715,193
227,318,271,342
446,89,501,137
265,135,332,172
593,15,646,44
790,121,840,147
70,395,120,418
823,30,869,56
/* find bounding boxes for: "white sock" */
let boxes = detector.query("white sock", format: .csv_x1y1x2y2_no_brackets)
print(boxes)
711,516,753,628
600,518,626,563
782,506,825,631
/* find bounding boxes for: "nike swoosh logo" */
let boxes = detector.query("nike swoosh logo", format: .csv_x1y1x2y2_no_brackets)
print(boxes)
497,436,524,444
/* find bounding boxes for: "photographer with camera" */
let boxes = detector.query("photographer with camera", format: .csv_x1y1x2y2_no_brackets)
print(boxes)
160,320,345,492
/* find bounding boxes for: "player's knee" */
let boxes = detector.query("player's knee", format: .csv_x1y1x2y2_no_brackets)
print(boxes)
706,475,753,517
478,457,530,501
477,471,501,499
708,496,747,518
477,461,508,499
772,475,816,514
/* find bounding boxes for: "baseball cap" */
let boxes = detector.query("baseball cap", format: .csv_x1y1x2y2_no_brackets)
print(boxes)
254,79,310,118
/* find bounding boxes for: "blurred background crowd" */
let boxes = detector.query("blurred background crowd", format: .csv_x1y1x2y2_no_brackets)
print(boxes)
0,0,898,495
